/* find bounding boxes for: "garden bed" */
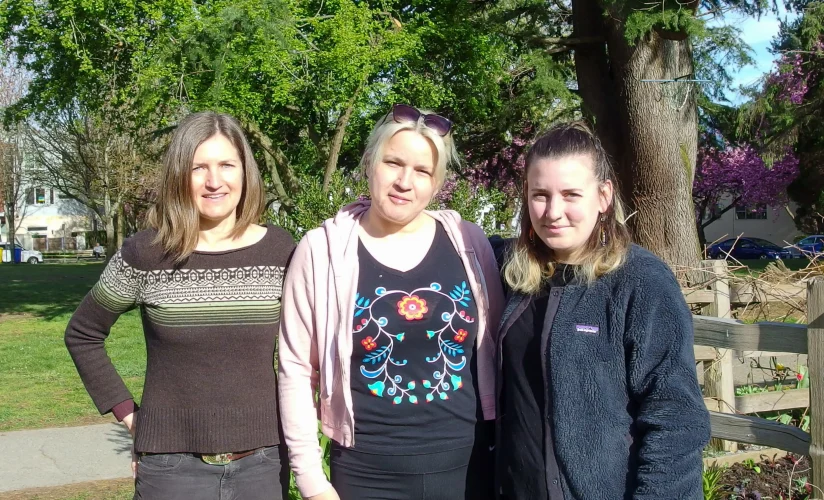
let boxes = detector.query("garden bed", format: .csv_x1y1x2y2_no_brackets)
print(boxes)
709,453,813,499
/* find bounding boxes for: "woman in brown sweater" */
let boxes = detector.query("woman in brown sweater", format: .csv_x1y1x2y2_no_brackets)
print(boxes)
65,111,295,499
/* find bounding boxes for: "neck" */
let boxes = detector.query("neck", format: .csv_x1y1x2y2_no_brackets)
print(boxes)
361,208,429,238
198,215,238,248
554,248,584,265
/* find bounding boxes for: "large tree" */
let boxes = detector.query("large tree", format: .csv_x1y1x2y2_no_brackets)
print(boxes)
694,144,799,246
0,41,29,257
478,0,757,269
27,105,160,258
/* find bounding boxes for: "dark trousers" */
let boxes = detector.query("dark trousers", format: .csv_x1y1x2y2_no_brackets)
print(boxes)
330,440,494,500
134,445,289,500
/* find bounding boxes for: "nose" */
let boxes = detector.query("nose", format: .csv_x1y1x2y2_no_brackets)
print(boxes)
395,167,413,190
205,166,221,189
546,196,564,221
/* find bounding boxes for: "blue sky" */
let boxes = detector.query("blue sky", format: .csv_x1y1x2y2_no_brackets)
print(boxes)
711,6,798,104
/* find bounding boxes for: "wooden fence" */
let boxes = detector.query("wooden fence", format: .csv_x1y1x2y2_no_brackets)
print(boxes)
683,260,823,492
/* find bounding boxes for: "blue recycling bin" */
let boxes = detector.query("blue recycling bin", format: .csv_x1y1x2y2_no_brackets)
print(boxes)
13,247,21,263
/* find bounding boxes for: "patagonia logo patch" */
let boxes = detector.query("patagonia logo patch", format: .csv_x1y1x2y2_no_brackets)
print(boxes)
575,324,599,335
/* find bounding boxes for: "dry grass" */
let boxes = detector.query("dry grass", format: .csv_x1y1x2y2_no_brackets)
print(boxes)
0,479,133,500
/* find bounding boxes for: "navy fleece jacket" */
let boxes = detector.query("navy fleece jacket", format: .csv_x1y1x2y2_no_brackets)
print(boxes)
495,243,709,499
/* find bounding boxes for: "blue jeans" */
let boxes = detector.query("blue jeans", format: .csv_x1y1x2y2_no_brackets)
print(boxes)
134,445,289,500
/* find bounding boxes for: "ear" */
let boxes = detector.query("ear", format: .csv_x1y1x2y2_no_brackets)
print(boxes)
599,180,613,214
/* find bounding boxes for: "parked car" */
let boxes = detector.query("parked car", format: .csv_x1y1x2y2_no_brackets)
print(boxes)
784,235,824,258
0,242,44,264
707,237,793,260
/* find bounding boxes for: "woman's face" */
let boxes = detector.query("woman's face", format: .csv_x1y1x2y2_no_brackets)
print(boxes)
526,154,612,262
190,134,244,225
368,130,438,228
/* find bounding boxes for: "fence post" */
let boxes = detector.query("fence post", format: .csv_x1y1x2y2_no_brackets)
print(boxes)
702,259,738,453
807,277,824,497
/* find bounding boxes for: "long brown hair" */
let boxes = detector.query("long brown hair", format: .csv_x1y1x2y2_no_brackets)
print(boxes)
146,111,264,262
503,121,631,293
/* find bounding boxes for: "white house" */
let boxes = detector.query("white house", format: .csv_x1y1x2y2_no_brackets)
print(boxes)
1,182,95,250
703,200,803,248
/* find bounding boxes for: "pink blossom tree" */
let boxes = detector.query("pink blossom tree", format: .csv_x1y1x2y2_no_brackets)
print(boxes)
694,144,799,246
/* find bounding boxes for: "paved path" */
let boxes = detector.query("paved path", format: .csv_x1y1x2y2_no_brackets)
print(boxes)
0,423,132,492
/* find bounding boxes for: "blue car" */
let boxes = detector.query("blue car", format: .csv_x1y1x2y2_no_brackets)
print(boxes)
708,237,793,260
785,235,824,258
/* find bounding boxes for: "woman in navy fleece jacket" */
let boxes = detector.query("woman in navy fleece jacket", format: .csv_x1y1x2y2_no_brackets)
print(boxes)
494,122,709,500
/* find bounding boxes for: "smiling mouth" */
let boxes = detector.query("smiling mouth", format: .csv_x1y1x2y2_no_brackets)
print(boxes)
203,194,227,200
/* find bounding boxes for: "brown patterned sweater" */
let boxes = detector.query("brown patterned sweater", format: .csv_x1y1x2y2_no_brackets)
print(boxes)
65,225,295,453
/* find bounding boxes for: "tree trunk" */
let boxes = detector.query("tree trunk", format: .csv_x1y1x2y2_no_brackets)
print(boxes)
322,88,362,192
573,5,701,273
116,206,124,249
5,199,18,265
104,215,115,262
240,118,298,207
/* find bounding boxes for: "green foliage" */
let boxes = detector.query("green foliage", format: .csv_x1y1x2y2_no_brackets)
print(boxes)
431,178,517,237
702,463,727,500
269,171,367,240
742,458,762,474
624,9,705,45
735,385,769,396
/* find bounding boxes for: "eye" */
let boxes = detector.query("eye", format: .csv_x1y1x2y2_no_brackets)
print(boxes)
221,163,237,169
564,192,581,198
532,193,547,201
192,165,206,171
416,168,433,176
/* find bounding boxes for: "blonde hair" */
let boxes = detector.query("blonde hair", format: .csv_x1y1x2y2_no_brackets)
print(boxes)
360,107,458,191
503,121,631,293
146,111,265,263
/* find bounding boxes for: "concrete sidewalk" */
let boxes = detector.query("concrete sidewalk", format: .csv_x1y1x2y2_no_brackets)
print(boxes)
0,423,132,492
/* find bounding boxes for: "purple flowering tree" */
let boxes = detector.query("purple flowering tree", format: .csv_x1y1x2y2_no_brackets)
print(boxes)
693,144,799,246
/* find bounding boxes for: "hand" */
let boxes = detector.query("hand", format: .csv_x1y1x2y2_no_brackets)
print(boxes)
121,412,137,478
306,487,341,500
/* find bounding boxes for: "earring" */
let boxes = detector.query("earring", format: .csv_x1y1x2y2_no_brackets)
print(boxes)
599,213,607,247
529,227,535,243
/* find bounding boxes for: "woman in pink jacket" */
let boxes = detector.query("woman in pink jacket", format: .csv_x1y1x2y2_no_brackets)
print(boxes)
278,104,505,500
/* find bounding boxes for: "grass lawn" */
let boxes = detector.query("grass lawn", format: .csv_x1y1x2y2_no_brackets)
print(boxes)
731,258,812,276
0,262,146,431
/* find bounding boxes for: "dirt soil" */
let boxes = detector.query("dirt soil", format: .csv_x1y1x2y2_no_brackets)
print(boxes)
717,453,814,499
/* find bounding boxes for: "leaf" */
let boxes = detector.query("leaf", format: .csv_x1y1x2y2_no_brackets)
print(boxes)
441,340,465,357
363,345,388,365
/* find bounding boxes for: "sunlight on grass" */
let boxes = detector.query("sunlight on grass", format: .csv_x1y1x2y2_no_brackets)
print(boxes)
0,263,146,431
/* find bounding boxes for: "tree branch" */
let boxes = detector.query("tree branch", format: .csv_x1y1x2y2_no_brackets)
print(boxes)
530,35,605,48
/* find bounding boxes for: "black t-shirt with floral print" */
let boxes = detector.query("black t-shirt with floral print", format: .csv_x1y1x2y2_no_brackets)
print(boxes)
349,223,480,454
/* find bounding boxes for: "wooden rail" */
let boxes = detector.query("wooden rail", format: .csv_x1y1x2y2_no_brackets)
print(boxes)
708,411,810,455
688,264,823,489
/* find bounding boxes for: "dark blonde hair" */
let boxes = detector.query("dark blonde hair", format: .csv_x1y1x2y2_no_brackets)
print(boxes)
146,111,264,262
503,121,631,293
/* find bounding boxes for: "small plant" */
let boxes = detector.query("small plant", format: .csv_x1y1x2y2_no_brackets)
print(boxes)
736,385,770,396
793,476,812,498
743,458,762,474
703,463,727,500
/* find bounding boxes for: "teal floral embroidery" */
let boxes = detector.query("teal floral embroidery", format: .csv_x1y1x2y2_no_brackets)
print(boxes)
353,282,474,404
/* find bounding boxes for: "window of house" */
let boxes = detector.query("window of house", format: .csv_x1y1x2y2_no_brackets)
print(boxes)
735,204,768,220
25,187,53,206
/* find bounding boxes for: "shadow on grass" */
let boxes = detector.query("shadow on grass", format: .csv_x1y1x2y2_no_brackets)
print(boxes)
0,263,105,320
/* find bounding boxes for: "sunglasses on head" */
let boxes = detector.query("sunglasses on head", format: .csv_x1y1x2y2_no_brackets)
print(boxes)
392,104,452,137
